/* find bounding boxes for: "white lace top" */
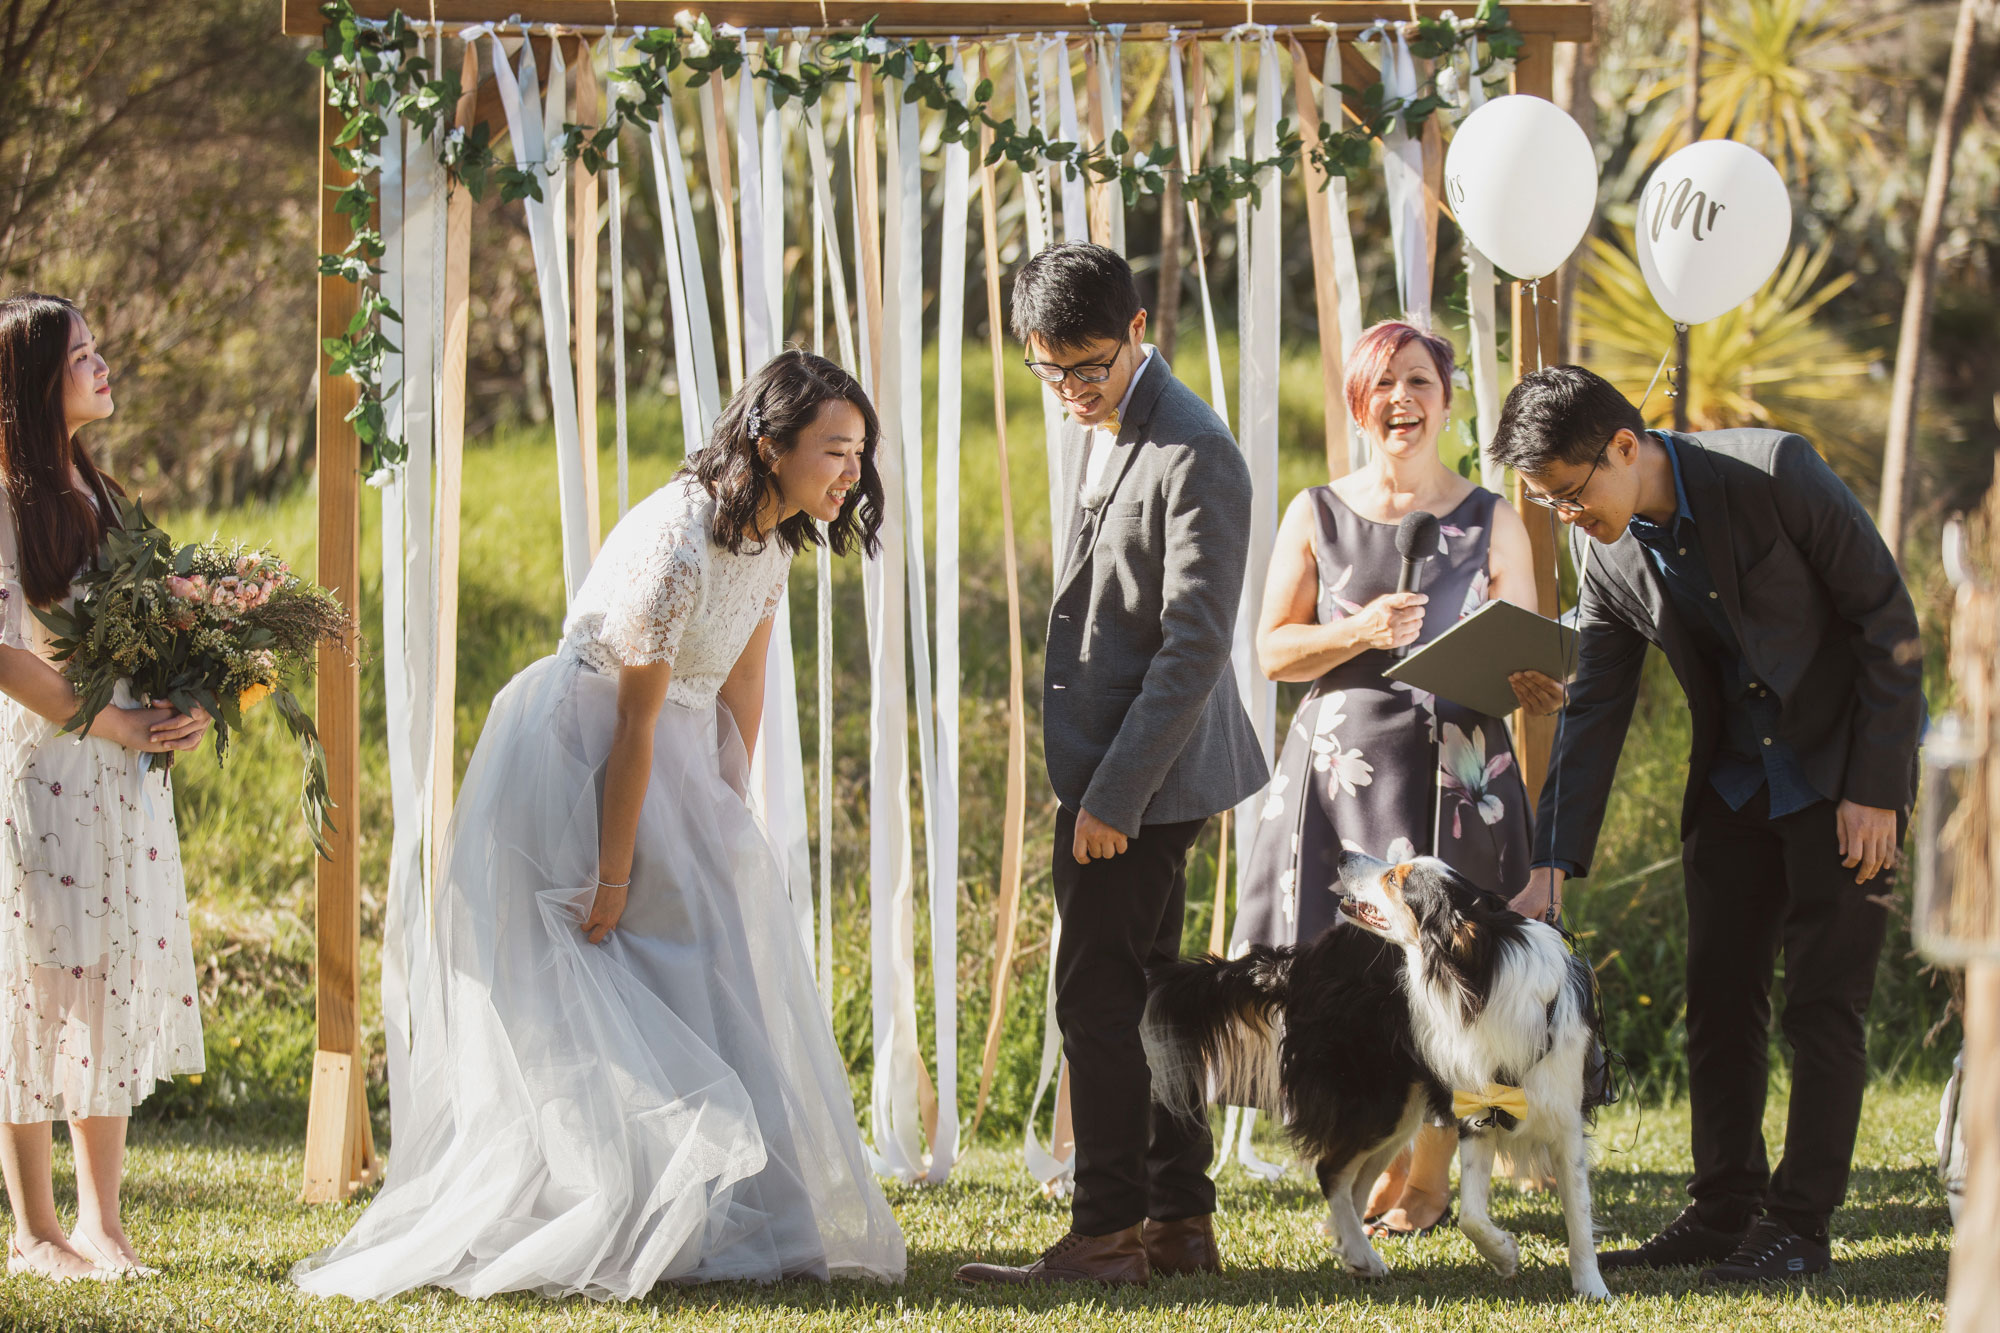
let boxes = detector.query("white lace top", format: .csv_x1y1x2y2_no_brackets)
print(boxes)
560,476,790,708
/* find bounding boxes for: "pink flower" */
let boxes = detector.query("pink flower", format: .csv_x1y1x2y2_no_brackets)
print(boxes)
59,875,72,886
182,995,193,1007
147,848,158,862
48,782,60,796
157,937,166,949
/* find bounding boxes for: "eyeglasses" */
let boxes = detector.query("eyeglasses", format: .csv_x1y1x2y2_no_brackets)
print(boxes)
1023,336,1127,385
1523,442,1612,516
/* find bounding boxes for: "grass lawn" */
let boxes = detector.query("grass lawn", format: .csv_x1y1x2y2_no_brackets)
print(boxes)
0,1080,1950,1330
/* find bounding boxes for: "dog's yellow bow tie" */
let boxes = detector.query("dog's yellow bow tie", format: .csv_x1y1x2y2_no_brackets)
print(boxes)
1452,1083,1531,1124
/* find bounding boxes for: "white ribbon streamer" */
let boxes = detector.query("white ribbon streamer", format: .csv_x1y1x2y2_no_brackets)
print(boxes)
544,29,570,325
866,75,926,1184
379,89,443,1159
1378,28,1433,327
1233,31,1282,895
646,75,721,453
488,33,592,599
1052,36,1088,243
925,49,972,1184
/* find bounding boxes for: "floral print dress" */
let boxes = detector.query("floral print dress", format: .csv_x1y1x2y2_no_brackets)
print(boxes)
0,497,201,1122
1231,485,1533,952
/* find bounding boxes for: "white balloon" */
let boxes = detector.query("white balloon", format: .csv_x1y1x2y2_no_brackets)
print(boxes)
1443,94,1598,282
1635,140,1792,326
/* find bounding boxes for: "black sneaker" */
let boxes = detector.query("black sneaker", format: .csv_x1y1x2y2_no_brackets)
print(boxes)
1699,1218,1830,1284
1599,1205,1748,1271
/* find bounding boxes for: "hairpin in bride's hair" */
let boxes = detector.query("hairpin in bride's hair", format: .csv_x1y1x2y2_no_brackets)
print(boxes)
745,403,767,441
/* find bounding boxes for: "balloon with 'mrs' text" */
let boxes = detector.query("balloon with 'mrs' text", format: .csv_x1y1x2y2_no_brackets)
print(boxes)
1636,140,1793,326
1443,94,1598,282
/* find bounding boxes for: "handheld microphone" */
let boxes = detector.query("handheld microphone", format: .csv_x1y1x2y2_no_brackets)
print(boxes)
1393,510,1439,660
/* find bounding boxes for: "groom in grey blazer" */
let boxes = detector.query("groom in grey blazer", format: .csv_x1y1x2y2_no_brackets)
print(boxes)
956,244,1267,1287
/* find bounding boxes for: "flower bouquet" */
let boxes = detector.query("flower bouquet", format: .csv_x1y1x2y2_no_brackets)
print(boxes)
31,495,352,856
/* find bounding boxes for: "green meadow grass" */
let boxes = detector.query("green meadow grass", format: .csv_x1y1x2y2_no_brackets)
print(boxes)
0,1082,1951,1329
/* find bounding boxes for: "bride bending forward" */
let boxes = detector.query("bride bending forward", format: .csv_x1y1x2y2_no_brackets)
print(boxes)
295,350,905,1301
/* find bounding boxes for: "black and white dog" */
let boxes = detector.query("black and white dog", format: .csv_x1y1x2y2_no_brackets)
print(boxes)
1145,851,1610,1300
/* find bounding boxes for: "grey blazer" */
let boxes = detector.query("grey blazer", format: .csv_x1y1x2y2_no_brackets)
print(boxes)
1043,354,1269,835
1536,429,1925,877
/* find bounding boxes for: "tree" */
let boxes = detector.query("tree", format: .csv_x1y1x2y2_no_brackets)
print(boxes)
1877,0,1993,563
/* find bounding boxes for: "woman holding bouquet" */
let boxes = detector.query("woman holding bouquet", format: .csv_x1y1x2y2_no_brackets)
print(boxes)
295,348,905,1301
0,294,208,1281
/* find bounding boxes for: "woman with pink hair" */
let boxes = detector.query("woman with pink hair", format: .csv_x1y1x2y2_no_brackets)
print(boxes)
1230,320,1548,1236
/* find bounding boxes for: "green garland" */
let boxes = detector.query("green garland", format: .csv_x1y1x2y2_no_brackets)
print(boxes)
311,0,1523,476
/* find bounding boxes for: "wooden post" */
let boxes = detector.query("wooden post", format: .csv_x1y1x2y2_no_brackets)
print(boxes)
302,70,377,1204
1507,32,1563,806
573,38,604,554
1955,963,2000,1329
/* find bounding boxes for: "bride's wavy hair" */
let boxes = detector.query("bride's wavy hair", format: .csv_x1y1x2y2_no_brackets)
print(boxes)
0,293,124,607
685,348,885,558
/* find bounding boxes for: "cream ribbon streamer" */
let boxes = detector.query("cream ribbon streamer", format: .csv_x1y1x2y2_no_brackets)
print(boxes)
604,37,632,516
1167,35,1230,422
1313,21,1371,472
1458,55,1505,493
1014,38,1067,551
865,76,926,1184
1093,27,1126,252
1230,35,1250,437
1232,29,1282,904
487,32,592,599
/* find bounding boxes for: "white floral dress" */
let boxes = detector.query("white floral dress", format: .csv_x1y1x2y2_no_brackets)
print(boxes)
0,496,201,1123
1232,486,1532,951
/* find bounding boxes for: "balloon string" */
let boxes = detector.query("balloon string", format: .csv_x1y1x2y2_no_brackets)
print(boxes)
1528,276,1544,373
1636,326,1683,414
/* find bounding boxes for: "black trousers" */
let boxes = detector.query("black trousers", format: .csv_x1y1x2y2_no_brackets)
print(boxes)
1051,805,1215,1236
1681,786,1889,1240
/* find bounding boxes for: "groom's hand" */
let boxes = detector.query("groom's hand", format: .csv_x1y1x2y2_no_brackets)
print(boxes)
1073,809,1130,864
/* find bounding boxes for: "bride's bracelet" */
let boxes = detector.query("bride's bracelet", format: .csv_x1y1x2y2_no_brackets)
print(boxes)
595,875,632,889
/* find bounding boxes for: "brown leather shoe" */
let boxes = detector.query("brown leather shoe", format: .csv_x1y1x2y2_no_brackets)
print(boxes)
954,1225,1150,1286
1143,1214,1221,1276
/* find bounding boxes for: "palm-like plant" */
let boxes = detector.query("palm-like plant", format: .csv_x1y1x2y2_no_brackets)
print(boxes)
1642,0,1894,186
1576,228,1883,480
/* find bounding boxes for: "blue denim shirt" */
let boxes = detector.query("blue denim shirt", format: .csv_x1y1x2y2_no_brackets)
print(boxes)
1541,434,1825,879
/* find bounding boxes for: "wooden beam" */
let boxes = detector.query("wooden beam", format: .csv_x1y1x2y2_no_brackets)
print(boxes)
303,69,376,1204
284,2,1594,42
1508,30,1564,809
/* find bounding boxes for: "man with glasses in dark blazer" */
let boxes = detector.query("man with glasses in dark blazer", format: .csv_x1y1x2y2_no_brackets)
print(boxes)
1492,365,1923,1285
955,243,1267,1287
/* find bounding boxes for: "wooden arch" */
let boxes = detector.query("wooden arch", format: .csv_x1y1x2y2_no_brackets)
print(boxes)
279,0,1596,1201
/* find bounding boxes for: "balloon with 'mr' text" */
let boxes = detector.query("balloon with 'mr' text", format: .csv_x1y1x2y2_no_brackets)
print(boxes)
1635,139,1793,326
1443,94,1598,282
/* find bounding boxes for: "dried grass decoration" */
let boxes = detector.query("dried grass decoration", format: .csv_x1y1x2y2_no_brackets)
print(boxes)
30,496,353,856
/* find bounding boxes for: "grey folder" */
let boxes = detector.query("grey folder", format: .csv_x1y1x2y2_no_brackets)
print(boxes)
1382,598,1579,718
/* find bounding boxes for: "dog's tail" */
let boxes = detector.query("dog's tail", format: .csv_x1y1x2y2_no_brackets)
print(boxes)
1143,947,1293,1121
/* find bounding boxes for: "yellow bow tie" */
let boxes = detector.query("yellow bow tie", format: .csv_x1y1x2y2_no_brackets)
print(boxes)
1099,409,1122,438
1452,1083,1531,1125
